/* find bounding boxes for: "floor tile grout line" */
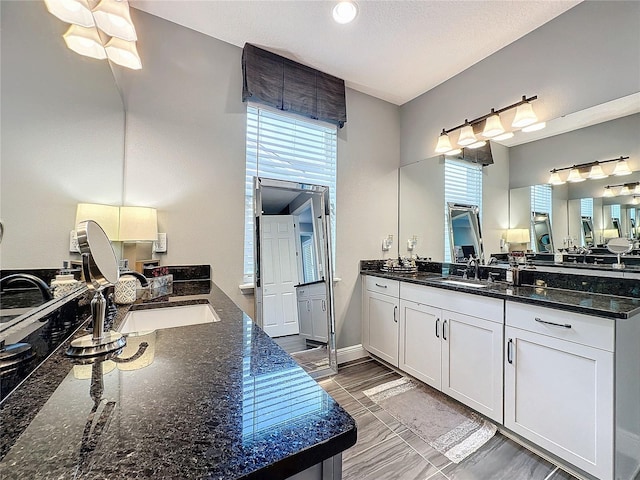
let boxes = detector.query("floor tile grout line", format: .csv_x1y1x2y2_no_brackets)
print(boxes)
333,370,398,392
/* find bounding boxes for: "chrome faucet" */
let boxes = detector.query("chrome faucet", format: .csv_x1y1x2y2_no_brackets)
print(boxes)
0,273,53,301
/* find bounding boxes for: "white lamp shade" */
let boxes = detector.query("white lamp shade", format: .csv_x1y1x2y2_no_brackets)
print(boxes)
457,124,477,146
634,184,640,195
75,203,120,240
567,168,586,183
612,159,632,176
620,185,631,195
63,25,107,60
92,0,137,41
548,171,565,185
105,37,142,70
482,114,504,138
603,187,614,197
588,164,607,179
506,229,530,243
511,102,538,128
435,132,453,153
45,0,94,27
492,131,514,141
118,206,157,242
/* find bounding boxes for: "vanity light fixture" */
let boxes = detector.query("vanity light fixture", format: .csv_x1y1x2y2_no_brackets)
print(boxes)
603,186,614,197
434,95,541,154
602,181,640,198
546,156,631,185
46,0,142,70
332,1,358,24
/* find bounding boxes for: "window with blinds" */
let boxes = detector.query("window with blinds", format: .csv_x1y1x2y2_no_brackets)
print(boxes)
580,197,594,218
244,105,337,282
444,160,483,263
530,184,553,216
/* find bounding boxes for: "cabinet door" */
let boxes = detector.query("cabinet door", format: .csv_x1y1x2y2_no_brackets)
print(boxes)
399,300,442,390
310,296,328,343
504,326,614,480
363,291,399,367
298,299,312,339
442,310,504,423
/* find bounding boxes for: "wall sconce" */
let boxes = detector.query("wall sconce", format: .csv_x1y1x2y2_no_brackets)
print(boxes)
548,156,632,185
602,181,640,198
435,95,543,155
44,0,142,70
382,234,394,252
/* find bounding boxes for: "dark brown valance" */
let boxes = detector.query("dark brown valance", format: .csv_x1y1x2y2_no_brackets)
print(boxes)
242,43,347,128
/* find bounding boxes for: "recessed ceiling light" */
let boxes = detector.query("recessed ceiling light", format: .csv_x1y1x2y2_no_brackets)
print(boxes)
333,1,358,24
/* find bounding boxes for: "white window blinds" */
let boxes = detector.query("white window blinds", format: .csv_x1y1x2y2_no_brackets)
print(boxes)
244,105,337,282
444,160,483,263
530,184,553,216
580,197,594,218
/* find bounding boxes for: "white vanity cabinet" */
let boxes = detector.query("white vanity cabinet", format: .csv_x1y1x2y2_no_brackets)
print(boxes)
504,302,615,480
362,276,399,367
399,283,504,423
296,283,328,343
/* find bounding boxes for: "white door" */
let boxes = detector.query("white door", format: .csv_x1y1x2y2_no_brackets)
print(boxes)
399,300,442,390
261,215,299,337
441,310,504,423
504,326,614,480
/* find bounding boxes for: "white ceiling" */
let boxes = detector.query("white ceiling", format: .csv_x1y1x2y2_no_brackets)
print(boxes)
131,0,581,106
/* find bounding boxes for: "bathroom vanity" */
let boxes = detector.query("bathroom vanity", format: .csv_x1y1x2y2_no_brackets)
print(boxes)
361,262,640,480
0,280,356,479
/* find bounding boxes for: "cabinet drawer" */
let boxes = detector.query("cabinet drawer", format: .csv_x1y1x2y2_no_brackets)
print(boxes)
365,276,399,297
506,302,614,352
401,282,503,323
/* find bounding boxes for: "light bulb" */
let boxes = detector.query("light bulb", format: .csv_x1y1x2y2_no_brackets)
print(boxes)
332,1,358,24
435,130,453,153
457,123,477,146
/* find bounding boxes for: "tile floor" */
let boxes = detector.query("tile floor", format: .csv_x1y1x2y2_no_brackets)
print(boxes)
318,357,581,480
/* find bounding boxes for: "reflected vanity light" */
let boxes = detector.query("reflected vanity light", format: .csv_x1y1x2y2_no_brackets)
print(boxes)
435,95,541,154
601,182,640,198
44,0,94,27
547,156,632,185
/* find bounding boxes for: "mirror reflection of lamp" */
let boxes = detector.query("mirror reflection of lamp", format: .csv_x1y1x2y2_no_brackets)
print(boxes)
506,229,530,251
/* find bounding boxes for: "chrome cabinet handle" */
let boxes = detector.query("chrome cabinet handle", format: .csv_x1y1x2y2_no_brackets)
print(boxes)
322,300,326,311
442,320,448,340
535,317,572,329
435,318,440,338
375,283,387,288
507,338,513,364
393,305,398,323
307,300,311,312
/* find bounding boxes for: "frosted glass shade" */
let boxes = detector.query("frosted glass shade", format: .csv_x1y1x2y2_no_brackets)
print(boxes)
76,203,119,240
105,37,142,70
435,131,453,153
118,207,157,242
506,229,530,244
548,171,565,185
588,164,607,180
457,124,477,146
482,114,504,138
612,159,632,176
92,0,137,41
603,187,614,198
567,168,586,183
511,102,538,128
634,184,640,195
620,185,631,195
63,25,107,60
45,0,94,27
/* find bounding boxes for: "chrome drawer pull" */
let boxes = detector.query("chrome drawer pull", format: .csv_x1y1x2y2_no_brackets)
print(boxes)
535,317,572,329
375,283,387,288
507,338,513,364
435,318,440,338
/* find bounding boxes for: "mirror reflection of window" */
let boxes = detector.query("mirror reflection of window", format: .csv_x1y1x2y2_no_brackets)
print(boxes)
447,203,483,263
532,212,554,253
581,216,594,246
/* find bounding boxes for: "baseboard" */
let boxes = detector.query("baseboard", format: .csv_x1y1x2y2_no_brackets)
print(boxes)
337,344,367,365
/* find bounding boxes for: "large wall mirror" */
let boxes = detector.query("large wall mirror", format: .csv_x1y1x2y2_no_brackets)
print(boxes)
0,3,124,318
447,203,483,262
254,177,337,377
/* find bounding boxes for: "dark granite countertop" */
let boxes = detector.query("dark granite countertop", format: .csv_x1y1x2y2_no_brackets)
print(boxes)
0,281,356,479
361,269,640,319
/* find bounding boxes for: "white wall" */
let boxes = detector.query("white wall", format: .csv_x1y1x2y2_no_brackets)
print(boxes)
116,10,400,348
0,2,125,269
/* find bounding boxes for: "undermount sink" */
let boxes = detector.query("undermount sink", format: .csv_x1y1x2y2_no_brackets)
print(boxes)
118,303,221,334
438,279,489,289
